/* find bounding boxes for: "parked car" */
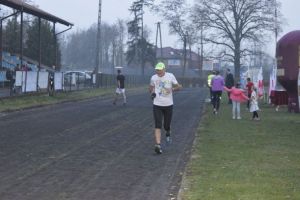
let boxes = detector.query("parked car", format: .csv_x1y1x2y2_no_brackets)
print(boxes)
64,71,92,85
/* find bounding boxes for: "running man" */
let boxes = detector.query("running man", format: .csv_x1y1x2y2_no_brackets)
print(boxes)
149,62,182,154
113,69,126,105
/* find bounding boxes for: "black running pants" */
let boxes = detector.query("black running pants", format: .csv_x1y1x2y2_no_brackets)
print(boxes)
153,105,173,131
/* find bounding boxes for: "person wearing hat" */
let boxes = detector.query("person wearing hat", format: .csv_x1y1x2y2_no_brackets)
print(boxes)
207,70,216,102
113,69,126,105
149,62,182,154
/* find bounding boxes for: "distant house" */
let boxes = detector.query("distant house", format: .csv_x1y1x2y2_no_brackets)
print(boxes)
156,47,201,70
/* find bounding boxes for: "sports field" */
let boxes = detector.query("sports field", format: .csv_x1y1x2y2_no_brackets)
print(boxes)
179,97,300,200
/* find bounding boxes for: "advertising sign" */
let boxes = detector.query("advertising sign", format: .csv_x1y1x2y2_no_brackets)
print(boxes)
202,60,213,71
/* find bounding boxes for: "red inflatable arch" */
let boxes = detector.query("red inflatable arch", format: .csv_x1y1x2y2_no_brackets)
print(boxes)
276,30,300,113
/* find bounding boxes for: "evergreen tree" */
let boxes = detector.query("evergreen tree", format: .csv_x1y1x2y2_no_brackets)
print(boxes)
3,17,20,54
25,18,58,69
126,0,156,75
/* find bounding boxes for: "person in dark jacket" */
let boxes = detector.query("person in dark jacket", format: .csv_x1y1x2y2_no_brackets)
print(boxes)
6,68,16,95
225,68,234,104
48,72,55,96
113,69,126,105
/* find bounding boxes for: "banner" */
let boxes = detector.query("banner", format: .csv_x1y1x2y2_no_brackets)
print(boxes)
268,66,277,101
38,72,49,89
54,72,63,90
202,60,213,71
23,71,38,92
257,67,264,97
15,71,23,87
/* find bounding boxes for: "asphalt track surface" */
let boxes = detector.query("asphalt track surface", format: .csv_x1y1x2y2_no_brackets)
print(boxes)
0,87,207,200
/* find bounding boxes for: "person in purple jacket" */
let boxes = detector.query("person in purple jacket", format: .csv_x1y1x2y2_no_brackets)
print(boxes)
211,70,225,114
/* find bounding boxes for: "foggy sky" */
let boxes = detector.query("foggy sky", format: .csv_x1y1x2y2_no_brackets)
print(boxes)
32,0,179,48
32,0,300,53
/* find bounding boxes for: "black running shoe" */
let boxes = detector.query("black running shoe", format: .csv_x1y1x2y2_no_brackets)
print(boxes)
166,131,171,144
154,144,162,154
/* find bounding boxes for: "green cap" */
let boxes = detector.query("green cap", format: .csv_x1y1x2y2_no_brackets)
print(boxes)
155,62,165,70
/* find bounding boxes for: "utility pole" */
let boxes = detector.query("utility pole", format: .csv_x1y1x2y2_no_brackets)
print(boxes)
182,31,188,77
95,0,102,86
140,2,145,76
200,20,204,74
274,0,278,68
274,0,278,44
155,22,163,60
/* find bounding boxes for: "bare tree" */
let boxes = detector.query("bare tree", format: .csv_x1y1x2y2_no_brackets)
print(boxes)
115,19,126,67
193,0,282,80
153,0,197,77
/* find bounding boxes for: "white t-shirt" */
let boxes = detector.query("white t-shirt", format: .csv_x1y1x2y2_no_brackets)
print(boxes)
150,72,178,106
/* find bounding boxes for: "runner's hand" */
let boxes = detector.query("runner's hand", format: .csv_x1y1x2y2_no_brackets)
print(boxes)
151,93,156,100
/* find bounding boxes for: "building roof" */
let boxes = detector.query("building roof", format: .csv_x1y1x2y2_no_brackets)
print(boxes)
156,47,182,59
156,47,200,61
0,0,73,26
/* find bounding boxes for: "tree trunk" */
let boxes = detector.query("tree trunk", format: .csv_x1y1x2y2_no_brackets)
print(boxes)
234,42,241,81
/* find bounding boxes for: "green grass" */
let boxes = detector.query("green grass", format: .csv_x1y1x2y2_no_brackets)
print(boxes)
180,97,300,200
0,87,145,112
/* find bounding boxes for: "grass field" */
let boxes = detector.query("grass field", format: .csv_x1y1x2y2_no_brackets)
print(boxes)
1,88,299,199
0,88,116,112
0,87,148,113
180,97,300,200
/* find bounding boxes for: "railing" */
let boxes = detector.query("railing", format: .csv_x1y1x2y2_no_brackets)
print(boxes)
0,71,205,98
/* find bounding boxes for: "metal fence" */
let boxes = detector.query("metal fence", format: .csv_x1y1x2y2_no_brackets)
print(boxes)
0,70,204,98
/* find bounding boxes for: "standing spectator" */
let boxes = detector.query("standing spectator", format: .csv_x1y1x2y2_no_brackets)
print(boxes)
207,70,216,102
211,70,225,114
149,62,182,154
224,82,249,119
113,69,126,105
225,68,234,104
250,86,260,120
6,68,16,95
245,77,254,109
15,64,20,71
48,72,55,96
6,69,12,82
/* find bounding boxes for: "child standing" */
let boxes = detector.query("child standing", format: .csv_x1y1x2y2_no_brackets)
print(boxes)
250,86,260,120
245,77,254,110
224,82,249,119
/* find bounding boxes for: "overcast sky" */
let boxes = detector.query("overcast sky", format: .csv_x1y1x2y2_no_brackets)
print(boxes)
33,0,179,47
32,0,300,53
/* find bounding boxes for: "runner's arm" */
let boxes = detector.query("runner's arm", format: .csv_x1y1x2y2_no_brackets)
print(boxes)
172,83,182,92
149,85,155,93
